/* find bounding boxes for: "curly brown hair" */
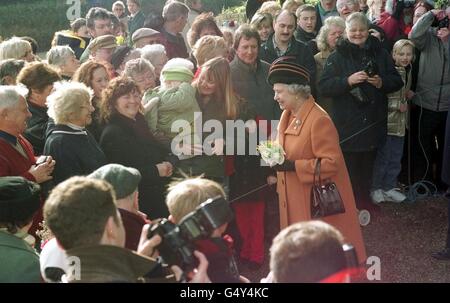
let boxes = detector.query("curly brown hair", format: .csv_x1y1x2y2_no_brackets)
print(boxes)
100,76,139,123
73,60,109,89
188,12,223,48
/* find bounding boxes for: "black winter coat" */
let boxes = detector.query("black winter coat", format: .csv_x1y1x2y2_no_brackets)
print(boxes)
100,113,170,219
24,101,48,156
318,36,403,152
44,124,107,185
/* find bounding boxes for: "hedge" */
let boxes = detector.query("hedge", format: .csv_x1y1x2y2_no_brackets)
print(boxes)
0,0,244,52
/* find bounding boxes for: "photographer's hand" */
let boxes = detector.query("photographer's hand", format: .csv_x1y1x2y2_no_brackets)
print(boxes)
367,75,382,89
137,224,161,258
188,251,211,283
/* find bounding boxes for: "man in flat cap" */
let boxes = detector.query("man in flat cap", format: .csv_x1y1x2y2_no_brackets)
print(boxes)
89,163,149,251
0,176,42,282
89,34,118,64
132,28,161,48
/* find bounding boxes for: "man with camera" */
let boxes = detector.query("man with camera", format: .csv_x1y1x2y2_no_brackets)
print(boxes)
44,176,210,283
163,177,248,283
408,6,450,187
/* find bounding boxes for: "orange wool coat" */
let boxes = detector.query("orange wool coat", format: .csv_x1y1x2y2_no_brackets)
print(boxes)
276,97,367,262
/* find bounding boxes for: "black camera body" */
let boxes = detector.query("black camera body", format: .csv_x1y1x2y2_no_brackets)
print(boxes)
148,196,234,269
363,59,378,77
438,16,449,29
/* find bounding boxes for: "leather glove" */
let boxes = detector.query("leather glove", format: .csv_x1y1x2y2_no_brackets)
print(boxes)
273,160,296,172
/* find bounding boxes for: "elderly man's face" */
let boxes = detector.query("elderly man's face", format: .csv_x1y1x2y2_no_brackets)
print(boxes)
321,0,337,12
5,96,32,136
274,11,296,44
337,0,359,19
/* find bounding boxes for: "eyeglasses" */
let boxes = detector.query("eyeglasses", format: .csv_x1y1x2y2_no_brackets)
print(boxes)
95,23,113,30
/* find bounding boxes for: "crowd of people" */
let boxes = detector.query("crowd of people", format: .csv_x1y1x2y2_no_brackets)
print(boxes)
0,0,449,283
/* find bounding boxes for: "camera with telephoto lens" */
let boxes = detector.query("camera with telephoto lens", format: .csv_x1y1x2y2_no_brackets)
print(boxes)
147,196,234,269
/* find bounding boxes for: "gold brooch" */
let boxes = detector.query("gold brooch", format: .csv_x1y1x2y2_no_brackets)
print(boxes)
293,119,301,130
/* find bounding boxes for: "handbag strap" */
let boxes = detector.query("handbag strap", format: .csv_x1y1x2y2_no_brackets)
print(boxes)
313,158,322,186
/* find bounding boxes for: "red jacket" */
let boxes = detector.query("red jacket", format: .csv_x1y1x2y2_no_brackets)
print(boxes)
0,135,42,236
0,135,37,181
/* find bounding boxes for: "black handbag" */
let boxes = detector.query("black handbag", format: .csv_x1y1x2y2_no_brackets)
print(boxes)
310,158,346,218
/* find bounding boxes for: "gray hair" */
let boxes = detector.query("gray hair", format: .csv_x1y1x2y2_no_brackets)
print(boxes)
47,81,92,124
0,85,29,110
316,16,345,52
123,58,155,78
287,83,311,99
345,12,370,30
140,44,166,63
0,59,26,85
0,37,32,61
163,1,189,22
46,46,76,68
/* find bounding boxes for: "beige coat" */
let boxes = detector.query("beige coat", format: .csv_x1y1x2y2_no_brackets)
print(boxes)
277,97,367,262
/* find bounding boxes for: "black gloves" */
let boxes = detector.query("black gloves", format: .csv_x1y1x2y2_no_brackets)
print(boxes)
273,160,296,172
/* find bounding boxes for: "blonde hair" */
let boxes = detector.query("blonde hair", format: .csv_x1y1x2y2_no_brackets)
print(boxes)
0,37,32,61
193,57,240,119
166,177,226,223
258,1,282,17
282,0,304,13
316,16,345,52
392,39,415,60
192,35,228,67
47,81,93,124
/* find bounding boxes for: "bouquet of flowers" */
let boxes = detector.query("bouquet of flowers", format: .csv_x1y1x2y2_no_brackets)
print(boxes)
257,141,285,167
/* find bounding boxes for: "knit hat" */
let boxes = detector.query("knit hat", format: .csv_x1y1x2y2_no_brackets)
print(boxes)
88,164,141,199
267,56,311,86
162,66,194,83
0,176,41,222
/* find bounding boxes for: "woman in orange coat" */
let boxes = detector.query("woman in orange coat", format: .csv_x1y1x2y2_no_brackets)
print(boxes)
268,58,367,262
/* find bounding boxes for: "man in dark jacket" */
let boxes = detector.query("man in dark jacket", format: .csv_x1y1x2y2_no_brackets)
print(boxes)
260,10,317,95
158,1,189,59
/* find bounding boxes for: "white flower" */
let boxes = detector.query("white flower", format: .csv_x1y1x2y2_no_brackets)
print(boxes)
257,141,285,167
